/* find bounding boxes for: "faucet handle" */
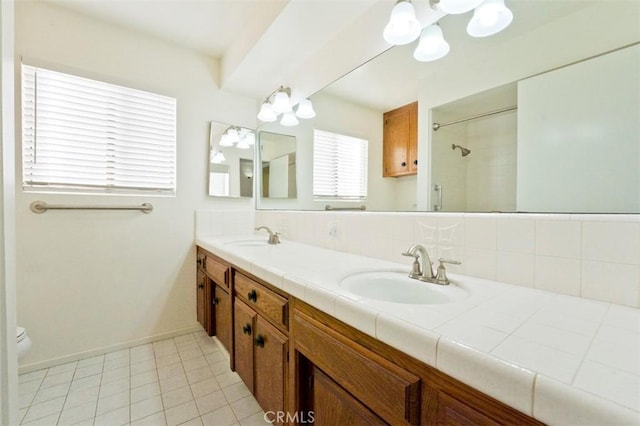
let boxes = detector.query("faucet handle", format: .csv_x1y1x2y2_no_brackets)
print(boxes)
434,258,461,285
402,251,419,259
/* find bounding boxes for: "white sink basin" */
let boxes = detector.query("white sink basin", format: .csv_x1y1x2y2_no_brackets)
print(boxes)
226,239,270,247
340,271,468,304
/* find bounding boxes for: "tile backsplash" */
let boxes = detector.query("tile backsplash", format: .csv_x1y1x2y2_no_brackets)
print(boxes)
252,211,640,309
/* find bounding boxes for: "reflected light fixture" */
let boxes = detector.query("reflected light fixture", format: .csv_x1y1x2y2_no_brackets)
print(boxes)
257,85,316,127
413,24,450,62
210,151,226,164
383,0,513,62
218,126,255,149
467,0,513,37
383,0,421,45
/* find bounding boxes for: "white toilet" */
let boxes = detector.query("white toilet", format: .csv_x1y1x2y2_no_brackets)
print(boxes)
17,326,32,360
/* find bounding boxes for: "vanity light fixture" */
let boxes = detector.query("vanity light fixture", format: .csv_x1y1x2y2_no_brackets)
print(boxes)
257,85,316,126
383,0,421,45
413,24,450,62
466,0,513,37
437,0,483,15
383,0,513,61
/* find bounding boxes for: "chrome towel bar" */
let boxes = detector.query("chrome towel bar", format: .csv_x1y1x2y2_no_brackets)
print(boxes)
30,201,153,214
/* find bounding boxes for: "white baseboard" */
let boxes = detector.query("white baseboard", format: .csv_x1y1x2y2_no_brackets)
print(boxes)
18,325,202,374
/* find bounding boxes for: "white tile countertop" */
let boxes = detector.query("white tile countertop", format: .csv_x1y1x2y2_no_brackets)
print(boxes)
196,235,640,425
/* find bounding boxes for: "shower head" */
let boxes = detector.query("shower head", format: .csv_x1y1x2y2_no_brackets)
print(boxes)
452,144,471,157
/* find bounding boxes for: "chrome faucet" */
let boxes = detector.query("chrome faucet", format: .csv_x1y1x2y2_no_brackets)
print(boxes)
255,226,280,245
402,244,461,285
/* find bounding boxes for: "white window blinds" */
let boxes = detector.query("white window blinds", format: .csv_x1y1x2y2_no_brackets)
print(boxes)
313,129,368,199
22,64,177,194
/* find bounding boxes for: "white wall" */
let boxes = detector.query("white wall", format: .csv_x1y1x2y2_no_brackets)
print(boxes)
14,2,256,370
517,45,639,213
1,0,18,422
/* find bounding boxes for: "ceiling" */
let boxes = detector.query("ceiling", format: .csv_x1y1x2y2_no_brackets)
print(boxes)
39,0,388,100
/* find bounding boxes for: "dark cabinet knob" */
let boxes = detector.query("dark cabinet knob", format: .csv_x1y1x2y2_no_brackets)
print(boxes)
242,324,252,335
401,161,407,167
198,283,204,289
255,334,265,348
213,297,219,305
196,258,202,266
248,289,258,302
413,159,418,165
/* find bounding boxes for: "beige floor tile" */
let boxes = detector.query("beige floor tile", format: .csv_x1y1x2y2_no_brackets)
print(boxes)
229,395,262,421
195,389,227,415
131,411,168,426
165,400,200,426
190,378,221,399
131,394,164,422
201,405,238,426
162,385,194,409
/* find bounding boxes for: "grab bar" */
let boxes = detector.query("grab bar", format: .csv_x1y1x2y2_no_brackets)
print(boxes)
324,205,366,211
30,201,153,214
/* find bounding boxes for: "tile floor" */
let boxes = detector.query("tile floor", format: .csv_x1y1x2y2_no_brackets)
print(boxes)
18,331,269,426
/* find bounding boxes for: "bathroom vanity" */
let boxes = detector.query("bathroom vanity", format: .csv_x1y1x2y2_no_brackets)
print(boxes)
195,238,609,425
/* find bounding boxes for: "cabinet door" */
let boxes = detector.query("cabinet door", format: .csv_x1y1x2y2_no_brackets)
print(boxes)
437,392,497,426
254,316,288,416
312,367,386,426
196,270,207,331
383,102,417,177
234,299,256,392
214,285,232,353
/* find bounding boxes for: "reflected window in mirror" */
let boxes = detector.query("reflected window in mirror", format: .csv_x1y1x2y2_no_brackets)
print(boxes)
313,129,368,200
208,121,255,198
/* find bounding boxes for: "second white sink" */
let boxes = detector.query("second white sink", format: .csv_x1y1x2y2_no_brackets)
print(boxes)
340,271,469,304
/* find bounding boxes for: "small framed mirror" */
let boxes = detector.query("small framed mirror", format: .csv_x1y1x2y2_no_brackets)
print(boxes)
208,121,255,198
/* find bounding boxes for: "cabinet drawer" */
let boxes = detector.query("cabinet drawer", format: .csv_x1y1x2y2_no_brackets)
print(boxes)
205,256,228,288
235,273,288,328
294,311,420,425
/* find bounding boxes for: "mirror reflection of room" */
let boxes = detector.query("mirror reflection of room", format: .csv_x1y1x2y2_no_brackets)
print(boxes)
258,131,297,199
208,121,255,198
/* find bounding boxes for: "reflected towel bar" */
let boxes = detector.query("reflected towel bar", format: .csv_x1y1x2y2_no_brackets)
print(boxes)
324,205,366,211
30,201,153,214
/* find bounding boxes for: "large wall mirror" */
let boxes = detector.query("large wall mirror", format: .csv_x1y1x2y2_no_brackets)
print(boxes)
208,121,255,198
256,0,639,213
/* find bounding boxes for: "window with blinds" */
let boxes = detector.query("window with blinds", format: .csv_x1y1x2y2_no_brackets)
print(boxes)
313,129,368,199
22,64,177,195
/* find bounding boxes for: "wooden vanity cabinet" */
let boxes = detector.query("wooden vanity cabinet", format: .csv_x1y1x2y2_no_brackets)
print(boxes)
233,272,289,420
291,299,542,426
383,101,418,177
196,248,231,352
195,269,210,333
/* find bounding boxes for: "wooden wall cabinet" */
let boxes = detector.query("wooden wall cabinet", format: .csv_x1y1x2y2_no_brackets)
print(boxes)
383,101,418,177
